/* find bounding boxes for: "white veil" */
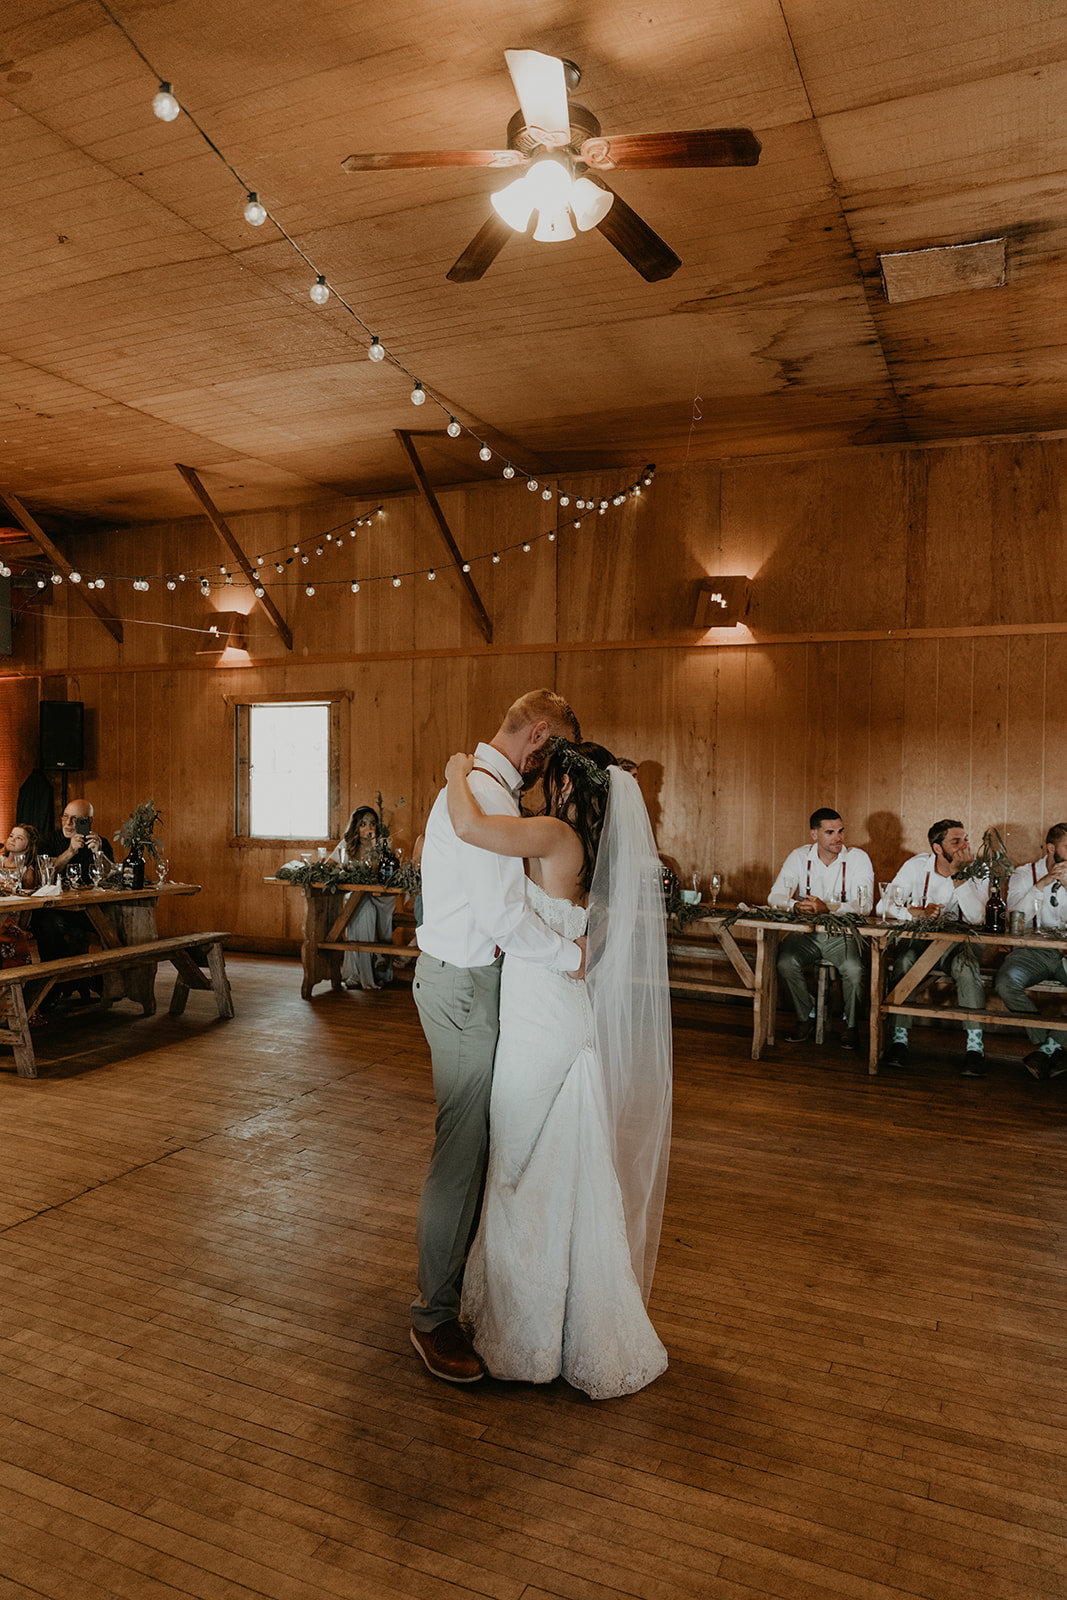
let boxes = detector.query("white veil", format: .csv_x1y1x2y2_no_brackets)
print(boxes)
585,766,673,1303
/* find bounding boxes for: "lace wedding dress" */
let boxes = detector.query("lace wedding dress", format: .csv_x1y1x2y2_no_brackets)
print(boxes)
461,879,668,1399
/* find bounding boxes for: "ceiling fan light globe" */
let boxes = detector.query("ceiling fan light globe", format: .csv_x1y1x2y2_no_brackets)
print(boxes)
570,177,614,231
492,176,535,232
525,156,572,210
533,207,576,243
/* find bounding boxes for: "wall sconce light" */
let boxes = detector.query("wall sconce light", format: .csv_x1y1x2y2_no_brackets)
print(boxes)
196,611,247,653
694,576,750,628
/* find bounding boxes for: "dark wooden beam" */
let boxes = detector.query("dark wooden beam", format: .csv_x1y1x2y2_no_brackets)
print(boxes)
0,490,123,645
394,431,492,644
174,465,293,652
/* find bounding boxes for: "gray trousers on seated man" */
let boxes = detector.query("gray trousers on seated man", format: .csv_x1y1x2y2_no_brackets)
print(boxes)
411,953,501,1332
994,946,1067,1045
891,939,985,1029
777,931,866,1028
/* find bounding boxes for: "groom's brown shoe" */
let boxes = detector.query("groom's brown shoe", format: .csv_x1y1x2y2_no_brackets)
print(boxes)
410,1320,485,1383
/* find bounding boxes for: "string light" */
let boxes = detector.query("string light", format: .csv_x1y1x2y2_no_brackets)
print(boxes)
51,573,62,585
522,542,531,553
351,582,360,593
527,479,538,492
492,552,500,563
410,382,425,406
392,575,401,587
243,192,267,226
368,337,384,363
309,275,329,305
427,569,436,581
69,571,81,584
152,81,179,121
503,465,515,479
306,584,315,595
447,418,461,438
541,488,552,501
479,446,492,462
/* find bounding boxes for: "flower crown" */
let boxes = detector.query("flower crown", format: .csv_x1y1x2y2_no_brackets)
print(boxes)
546,736,611,790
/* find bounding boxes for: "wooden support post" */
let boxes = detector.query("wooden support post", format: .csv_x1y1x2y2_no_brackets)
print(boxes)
174,464,293,652
0,490,124,646
395,430,492,644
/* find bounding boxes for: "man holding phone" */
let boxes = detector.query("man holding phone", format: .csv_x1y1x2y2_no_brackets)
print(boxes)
41,798,113,887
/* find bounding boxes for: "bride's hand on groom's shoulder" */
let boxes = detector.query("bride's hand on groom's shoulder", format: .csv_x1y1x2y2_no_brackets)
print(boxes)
445,752,475,784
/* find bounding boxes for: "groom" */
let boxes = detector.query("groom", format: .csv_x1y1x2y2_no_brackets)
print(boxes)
410,688,586,1382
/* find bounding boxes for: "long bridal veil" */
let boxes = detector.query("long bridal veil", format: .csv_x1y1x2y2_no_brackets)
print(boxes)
585,766,673,1303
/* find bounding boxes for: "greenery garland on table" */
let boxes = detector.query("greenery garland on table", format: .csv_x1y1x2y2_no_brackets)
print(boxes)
276,858,421,893
666,897,866,942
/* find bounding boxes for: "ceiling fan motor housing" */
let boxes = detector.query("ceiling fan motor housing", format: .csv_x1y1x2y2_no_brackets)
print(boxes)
505,102,601,159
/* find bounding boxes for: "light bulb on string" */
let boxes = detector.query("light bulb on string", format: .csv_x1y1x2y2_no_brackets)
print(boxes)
410,382,425,406
51,573,62,585
152,82,180,121
351,582,360,593
243,192,267,226
306,585,315,596
548,532,556,542
427,569,436,581
69,571,81,584
255,585,264,597
522,542,531,553
447,418,461,438
368,336,385,362
503,464,515,479
309,275,329,305
166,580,176,591
542,488,552,501
492,552,500,564
36,579,46,589
527,479,538,492
462,562,471,573
392,575,401,588
479,445,492,462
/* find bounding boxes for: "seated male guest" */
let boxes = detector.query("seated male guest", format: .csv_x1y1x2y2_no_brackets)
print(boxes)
770,808,874,1049
33,798,115,964
878,819,989,1075
40,798,113,887
995,822,1067,1079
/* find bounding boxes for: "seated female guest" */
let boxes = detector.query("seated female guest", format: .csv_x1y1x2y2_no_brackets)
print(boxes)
328,806,395,990
1,823,40,890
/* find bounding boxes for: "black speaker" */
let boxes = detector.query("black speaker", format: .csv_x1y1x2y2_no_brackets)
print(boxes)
40,701,84,770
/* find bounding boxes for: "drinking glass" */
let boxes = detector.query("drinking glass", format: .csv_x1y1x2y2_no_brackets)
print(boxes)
1032,889,1045,932
37,855,54,887
708,871,722,910
90,859,105,888
155,857,169,886
855,881,873,917
878,882,890,922
824,898,842,914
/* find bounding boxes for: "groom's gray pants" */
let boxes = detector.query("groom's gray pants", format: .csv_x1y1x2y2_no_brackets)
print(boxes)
411,952,502,1331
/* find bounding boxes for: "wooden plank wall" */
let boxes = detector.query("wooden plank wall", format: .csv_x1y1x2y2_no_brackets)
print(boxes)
3,438,1065,947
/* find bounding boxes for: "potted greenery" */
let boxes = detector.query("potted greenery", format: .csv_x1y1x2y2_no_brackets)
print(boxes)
114,800,163,889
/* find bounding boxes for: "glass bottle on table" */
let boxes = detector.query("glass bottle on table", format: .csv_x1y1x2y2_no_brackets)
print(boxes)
984,873,1006,935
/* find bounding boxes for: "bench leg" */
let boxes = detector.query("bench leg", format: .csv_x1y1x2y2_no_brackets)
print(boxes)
3,988,37,1078
207,943,234,1018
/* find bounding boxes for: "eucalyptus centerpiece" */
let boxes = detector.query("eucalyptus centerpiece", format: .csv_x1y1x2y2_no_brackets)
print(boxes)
114,800,163,890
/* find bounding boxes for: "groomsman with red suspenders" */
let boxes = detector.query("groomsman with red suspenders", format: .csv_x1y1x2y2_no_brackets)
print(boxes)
995,823,1067,1079
770,808,874,1051
877,819,989,1075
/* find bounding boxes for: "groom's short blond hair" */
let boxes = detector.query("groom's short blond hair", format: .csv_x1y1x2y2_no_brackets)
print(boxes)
503,689,580,742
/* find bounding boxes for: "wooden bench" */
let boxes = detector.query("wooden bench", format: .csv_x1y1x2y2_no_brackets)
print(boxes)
0,932,233,1078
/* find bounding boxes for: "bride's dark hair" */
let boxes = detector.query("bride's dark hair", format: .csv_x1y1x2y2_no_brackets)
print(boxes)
540,739,616,892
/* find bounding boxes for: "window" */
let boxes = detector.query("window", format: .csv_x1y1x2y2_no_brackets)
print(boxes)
231,692,349,843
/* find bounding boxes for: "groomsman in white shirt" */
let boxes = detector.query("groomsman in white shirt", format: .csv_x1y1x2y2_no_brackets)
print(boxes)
995,823,1067,1078
410,689,585,1383
769,808,875,1049
878,819,989,1074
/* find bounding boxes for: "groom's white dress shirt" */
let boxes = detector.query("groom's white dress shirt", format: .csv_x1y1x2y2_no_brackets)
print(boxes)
876,852,988,923
416,741,581,971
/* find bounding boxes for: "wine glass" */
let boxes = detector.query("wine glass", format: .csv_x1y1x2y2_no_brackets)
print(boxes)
155,856,169,886
878,882,891,923
37,855,54,888
708,871,722,911
89,859,105,889
855,881,873,917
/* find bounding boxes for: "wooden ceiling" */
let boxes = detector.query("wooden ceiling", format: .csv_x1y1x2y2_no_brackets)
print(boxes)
1,0,1065,528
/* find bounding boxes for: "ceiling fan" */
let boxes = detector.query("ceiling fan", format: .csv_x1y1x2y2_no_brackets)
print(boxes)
342,49,760,284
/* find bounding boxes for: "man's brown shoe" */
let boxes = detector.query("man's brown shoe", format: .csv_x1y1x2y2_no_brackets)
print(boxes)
410,1320,485,1383
785,1018,815,1043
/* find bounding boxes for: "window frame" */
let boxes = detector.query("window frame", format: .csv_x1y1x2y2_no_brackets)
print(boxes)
227,690,351,847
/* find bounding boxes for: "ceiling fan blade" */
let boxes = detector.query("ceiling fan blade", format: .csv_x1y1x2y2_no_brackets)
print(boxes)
446,211,515,283
504,49,571,144
593,183,681,282
579,127,762,170
343,149,524,171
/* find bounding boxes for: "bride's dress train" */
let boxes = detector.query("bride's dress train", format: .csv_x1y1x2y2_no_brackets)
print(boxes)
462,880,668,1399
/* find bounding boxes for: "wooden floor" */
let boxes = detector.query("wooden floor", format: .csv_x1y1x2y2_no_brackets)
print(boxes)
2,958,1067,1600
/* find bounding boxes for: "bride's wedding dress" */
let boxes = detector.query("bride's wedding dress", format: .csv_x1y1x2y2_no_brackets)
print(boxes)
461,878,668,1399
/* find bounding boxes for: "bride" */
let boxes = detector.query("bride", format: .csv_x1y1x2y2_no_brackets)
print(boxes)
443,737,672,1398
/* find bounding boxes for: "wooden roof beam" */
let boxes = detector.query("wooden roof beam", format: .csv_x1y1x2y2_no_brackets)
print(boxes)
395,430,492,644
175,464,293,652
0,490,123,645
